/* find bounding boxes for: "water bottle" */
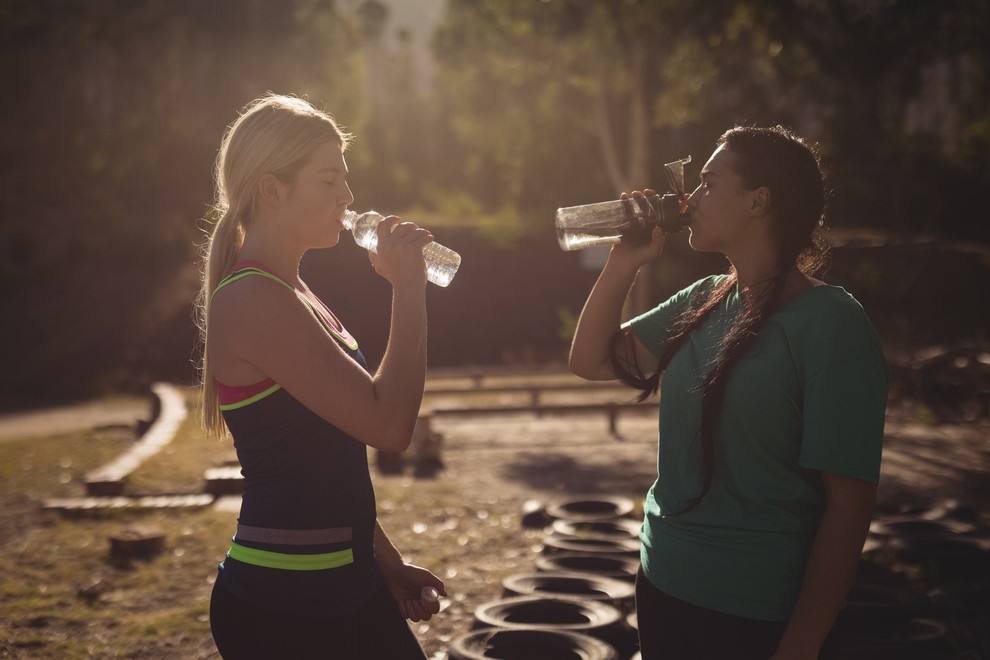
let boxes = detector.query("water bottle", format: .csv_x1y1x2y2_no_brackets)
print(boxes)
555,156,692,251
342,210,461,287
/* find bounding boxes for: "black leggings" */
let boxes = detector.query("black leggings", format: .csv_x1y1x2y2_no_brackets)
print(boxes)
634,569,843,660
210,580,427,659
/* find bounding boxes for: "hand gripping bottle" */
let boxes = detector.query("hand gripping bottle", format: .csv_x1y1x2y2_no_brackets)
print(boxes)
342,210,461,287
555,156,692,251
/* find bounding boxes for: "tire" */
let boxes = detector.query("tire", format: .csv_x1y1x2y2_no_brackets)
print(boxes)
501,572,636,611
844,585,928,635
535,552,640,582
843,618,951,660
550,518,641,541
546,496,636,522
542,535,640,557
471,596,633,654
888,535,990,581
448,628,618,660
870,517,978,539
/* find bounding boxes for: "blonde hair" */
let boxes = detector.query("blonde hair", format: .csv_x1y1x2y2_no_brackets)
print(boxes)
196,93,351,437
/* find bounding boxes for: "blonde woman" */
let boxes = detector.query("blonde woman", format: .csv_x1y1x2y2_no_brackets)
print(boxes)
198,94,444,658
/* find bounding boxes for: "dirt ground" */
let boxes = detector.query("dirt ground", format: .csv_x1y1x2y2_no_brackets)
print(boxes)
0,397,148,443
396,403,990,656
2,394,988,658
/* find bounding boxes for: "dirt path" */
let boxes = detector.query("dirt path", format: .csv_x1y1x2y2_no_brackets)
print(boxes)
0,396,150,442
433,405,990,513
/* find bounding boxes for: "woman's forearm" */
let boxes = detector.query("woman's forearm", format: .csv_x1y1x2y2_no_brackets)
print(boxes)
370,284,428,451
374,521,405,573
774,474,876,658
569,259,640,380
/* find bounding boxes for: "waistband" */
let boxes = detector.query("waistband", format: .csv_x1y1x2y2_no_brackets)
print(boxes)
226,542,354,571
235,523,353,545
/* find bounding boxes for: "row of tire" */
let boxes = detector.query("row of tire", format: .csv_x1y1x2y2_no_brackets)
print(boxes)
449,496,643,660
447,496,990,660
845,502,990,659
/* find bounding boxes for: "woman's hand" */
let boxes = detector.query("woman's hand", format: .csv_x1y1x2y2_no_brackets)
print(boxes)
607,189,666,273
368,215,434,287
380,561,447,622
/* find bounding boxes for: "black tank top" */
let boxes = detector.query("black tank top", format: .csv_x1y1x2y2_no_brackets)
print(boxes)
212,262,382,617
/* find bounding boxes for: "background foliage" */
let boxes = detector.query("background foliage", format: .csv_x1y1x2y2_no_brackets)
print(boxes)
1,0,987,407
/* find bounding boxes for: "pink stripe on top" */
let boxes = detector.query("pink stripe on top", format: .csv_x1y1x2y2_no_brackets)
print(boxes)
216,377,278,406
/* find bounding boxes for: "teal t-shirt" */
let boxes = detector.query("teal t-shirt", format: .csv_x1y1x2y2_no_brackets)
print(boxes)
626,275,888,621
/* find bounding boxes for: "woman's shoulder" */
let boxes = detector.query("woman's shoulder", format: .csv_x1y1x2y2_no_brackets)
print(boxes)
786,283,868,320
650,274,727,313
674,273,729,300
209,271,306,335
776,284,885,358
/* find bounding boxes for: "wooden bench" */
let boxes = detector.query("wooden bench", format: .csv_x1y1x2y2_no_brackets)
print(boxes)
429,400,656,434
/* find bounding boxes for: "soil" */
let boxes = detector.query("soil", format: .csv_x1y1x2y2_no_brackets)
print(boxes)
402,403,990,657
2,395,988,658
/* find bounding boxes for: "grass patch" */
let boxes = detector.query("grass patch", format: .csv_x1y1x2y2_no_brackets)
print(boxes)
0,427,134,504
0,505,232,657
126,387,235,495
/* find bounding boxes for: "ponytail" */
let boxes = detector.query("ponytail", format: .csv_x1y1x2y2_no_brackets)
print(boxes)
196,208,245,438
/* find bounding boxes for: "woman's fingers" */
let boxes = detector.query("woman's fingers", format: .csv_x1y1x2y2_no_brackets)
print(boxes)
377,217,433,246
366,215,434,286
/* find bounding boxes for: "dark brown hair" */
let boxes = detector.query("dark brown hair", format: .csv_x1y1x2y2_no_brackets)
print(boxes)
610,125,829,513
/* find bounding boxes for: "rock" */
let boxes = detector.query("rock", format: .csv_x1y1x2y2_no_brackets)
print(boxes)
109,526,166,559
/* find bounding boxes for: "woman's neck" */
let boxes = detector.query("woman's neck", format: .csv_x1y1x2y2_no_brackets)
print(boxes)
238,231,305,289
734,265,816,307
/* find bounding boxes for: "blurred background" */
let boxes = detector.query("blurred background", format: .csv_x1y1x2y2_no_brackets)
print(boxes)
1,0,988,411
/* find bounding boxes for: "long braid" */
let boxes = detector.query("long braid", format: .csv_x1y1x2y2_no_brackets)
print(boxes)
681,267,789,513
610,274,736,401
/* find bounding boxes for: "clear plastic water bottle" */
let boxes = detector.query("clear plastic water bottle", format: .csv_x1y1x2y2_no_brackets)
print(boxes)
555,156,693,251
342,210,461,287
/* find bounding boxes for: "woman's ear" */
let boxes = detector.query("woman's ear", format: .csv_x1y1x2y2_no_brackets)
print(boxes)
257,173,284,208
749,186,771,215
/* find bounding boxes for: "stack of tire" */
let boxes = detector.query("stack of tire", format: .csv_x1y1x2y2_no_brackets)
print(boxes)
449,495,642,660
844,499,990,659
450,495,990,659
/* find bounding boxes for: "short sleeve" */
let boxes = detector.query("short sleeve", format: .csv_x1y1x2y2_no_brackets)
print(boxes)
626,275,725,359
798,294,889,484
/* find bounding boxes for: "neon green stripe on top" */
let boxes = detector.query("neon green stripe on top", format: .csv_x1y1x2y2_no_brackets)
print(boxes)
212,267,358,351
212,268,293,299
227,542,354,571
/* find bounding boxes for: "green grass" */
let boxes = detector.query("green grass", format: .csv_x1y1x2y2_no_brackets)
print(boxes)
0,394,231,658
125,388,235,495
0,506,230,657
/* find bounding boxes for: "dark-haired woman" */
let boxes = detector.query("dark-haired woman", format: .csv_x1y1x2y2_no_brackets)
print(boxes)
569,126,888,660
